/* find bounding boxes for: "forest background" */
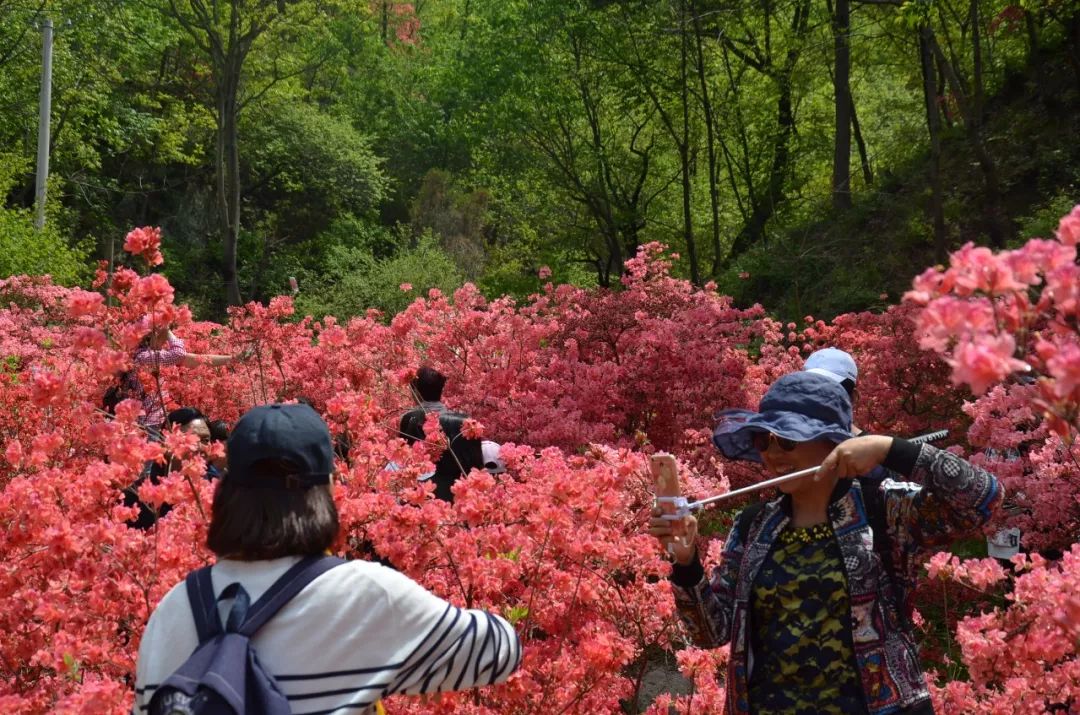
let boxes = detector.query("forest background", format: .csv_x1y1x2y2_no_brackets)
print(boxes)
3,0,1080,320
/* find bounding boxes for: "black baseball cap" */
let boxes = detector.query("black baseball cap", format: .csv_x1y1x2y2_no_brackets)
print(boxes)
226,404,334,488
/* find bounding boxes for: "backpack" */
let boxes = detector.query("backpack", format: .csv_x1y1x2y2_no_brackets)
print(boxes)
149,555,345,715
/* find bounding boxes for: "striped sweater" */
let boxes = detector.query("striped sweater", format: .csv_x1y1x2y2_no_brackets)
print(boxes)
133,556,522,714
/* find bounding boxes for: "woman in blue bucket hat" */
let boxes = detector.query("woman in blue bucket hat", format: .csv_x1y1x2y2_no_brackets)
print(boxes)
649,371,1002,715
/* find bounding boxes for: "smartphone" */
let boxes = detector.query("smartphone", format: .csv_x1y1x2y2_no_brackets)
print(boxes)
650,453,687,542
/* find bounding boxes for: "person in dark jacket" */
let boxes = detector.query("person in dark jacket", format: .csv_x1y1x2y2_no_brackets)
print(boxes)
648,372,1003,715
125,407,220,530
398,367,484,502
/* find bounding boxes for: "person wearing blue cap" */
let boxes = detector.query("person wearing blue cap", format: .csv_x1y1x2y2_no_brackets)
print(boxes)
648,372,1003,715
134,403,522,715
804,346,864,435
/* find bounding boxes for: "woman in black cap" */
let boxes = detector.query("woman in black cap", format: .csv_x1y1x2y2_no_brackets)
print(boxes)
648,371,1002,715
134,403,521,714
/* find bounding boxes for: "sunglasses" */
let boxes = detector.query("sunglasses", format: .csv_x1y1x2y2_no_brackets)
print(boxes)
750,431,801,453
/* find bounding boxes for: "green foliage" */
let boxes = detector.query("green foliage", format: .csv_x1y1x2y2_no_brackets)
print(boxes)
1014,187,1080,247
0,156,89,285
0,212,90,286
0,0,1078,319
503,605,529,626
297,228,465,319
244,100,388,239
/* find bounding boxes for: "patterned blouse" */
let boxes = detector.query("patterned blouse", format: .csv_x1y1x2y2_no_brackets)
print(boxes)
749,524,865,715
133,336,187,427
670,441,1002,715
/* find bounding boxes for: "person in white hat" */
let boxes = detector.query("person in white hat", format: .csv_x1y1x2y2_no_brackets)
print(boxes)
803,347,864,436
481,440,507,475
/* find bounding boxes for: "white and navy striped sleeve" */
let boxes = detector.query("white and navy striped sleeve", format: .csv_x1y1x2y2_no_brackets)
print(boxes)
380,569,523,696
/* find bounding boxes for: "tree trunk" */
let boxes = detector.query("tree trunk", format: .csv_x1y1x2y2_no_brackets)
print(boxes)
723,0,809,267
678,0,700,285
1068,11,1080,88
970,0,984,123
214,89,231,305
831,0,852,210
850,92,873,186
219,54,243,307
689,0,723,277
724,73,794,264
224,101,242,306
927,29,1007,248
1024,9,1040,64
919,26,947,263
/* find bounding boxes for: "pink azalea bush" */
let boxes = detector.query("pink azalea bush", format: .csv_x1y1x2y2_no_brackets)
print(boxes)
903,206,1080,711
0,206,1078,713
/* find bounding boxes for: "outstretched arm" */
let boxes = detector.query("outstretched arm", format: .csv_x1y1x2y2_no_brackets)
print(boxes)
652,511,744,649
819,436,1003,549
882,440,1003,549
383,569,522,696
180,352,238,368
137,331,249,369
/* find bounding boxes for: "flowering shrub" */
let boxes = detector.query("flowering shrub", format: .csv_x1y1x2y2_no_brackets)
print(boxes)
906,209,1080,551
905,205,1080,711
0,206,1078,713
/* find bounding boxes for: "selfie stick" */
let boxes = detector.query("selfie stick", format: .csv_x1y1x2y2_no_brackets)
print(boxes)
657,430,948,519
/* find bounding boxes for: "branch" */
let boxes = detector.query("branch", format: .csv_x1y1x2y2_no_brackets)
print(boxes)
719,32,767,74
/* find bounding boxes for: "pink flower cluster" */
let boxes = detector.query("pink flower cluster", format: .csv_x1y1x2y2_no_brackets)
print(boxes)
2,207,1080,712
122,226,164,267
929,547,1080,713
905,206,1080,554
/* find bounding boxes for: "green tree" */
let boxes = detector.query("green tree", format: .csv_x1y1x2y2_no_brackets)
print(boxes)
297,228,465,319
0,154,89,284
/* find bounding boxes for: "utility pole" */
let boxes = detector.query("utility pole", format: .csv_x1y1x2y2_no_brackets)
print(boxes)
34,17,53,231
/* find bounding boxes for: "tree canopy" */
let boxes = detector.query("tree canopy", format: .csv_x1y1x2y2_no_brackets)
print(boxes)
1,0,1079,318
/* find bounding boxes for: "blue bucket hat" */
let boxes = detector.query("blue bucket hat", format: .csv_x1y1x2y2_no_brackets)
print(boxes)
712,372,853,462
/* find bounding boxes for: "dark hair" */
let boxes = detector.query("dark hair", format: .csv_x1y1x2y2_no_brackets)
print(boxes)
840,378,856,399
208,419,229,443
167,406,207,428
102,370,142,414
412,366,447,402
206,459,339,560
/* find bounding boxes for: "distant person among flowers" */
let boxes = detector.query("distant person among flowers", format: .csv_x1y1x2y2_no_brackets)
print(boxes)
803,347,864,435
398,366,484,502
207,419,230,475
125,407,219,530
648,371,1003,715
133,325,247,434
133,403,522,714
481,440,507,475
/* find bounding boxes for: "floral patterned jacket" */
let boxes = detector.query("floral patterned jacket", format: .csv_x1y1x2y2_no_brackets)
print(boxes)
670,440,1003,715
